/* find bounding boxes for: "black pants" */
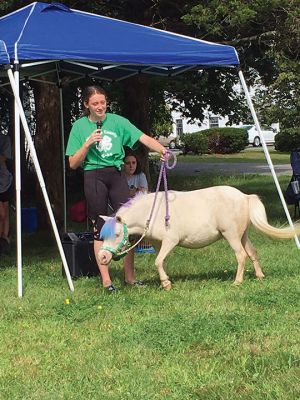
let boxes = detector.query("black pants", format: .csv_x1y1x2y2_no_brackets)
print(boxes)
84,167,130,239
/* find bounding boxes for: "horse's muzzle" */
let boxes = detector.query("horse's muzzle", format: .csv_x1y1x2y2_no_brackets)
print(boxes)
97,249,112,265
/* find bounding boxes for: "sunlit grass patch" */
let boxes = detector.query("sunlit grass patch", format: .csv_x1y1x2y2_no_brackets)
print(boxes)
1,173,300,399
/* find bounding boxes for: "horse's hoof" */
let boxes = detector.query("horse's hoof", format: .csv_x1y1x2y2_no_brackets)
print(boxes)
161,280,172,290
233,280,242,286
164,283,172,291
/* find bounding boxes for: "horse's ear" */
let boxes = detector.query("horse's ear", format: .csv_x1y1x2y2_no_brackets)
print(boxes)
100,215,113,222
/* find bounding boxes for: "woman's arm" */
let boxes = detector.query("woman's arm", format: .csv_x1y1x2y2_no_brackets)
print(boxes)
69,144,89,170
69,128,101,169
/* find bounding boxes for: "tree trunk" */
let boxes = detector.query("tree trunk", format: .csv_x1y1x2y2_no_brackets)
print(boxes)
33,80,64,230
122,75,153,184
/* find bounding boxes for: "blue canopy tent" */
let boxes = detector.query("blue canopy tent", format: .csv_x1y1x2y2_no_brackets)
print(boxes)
0,2,296,297
0,2,239,76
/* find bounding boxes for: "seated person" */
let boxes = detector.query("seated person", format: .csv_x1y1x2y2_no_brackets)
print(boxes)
124,150,148,197
123,149,151,278
0,134,13,254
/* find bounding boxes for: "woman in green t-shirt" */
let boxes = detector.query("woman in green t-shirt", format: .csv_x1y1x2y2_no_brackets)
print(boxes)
66,86,166,293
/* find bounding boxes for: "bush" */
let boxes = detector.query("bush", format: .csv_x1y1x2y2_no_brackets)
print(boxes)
180,131,209,155
275,128,300,152
180,127,248,155
207,127,248,154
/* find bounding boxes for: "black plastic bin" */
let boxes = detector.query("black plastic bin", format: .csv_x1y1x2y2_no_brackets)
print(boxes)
61,232,99,278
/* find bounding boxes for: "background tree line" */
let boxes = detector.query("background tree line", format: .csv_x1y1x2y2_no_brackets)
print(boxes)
0,0,299,229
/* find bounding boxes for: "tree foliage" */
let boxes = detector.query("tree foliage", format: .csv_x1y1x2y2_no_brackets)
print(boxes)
182,1,300,127
1,0,299,128
150,103,173,137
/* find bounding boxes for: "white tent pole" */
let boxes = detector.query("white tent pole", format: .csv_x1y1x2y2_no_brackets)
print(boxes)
59,86,67,232
7,67,75,292
238,69,300,248
13,62,23,298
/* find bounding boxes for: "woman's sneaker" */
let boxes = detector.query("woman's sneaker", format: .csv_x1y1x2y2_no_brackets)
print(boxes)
106,284,118,294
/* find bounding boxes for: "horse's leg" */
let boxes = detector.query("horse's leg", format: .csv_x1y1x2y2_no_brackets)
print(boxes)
242,232,265,280
154,238,177,290
222,232,248,284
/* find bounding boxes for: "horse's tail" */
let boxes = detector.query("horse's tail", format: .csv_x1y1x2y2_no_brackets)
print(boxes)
248,194,299,239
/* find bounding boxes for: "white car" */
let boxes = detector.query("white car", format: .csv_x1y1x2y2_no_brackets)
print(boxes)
240,125,277,147
157,134,179,149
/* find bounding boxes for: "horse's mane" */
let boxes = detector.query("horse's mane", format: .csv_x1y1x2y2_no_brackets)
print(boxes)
100,194,148,239
100,217,116,239
118,192,145,214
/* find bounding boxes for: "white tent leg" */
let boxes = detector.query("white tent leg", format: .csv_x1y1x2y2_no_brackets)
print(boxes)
59,86,67,233
14,64,23,298
238,69,300,248
7,67,75,293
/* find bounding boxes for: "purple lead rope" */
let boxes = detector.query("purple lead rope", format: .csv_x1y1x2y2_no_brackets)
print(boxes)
146,150,177,229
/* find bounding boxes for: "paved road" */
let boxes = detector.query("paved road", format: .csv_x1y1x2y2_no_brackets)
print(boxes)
167,161,292,177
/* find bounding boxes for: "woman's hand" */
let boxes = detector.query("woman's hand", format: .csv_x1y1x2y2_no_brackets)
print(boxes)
85,129,102,149
160,148,168,162
129,187,137,198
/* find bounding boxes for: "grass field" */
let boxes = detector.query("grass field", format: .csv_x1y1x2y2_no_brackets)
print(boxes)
166,148,290,164
1,172,300,399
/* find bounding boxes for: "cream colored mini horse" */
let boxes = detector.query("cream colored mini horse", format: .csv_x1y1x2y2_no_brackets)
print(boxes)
98,186,298,290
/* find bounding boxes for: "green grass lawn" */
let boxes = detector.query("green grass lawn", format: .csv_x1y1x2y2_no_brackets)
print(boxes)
169,148,290,164
1,173,300,399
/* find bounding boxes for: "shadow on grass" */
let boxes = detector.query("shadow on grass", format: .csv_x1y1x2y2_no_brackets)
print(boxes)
0,255,15,269
165,269,237,283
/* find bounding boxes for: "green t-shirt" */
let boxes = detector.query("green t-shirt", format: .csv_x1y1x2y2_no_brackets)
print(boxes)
66,113,143,170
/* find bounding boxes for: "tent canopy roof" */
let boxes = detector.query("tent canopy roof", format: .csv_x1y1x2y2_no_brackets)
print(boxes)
0,2,239,83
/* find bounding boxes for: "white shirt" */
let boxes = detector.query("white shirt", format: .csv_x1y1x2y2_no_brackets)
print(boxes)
127,172,148,191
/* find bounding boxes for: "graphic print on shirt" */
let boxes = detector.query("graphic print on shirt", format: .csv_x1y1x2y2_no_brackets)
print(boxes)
95,130,118,157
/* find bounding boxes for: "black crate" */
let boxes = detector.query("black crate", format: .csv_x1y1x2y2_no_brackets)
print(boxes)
61,232,99,278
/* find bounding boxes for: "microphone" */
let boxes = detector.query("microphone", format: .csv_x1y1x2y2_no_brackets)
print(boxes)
96,121,103,144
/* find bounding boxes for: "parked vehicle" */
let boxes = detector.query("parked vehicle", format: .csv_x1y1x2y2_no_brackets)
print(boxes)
239,125,277,147
157,134,180,149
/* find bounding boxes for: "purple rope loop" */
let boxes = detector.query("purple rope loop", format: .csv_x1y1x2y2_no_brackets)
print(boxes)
146,150,177,229
163,164,170,226
163,150,177,225
146,160,163,228
146,151,177,229
164,149,177,170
